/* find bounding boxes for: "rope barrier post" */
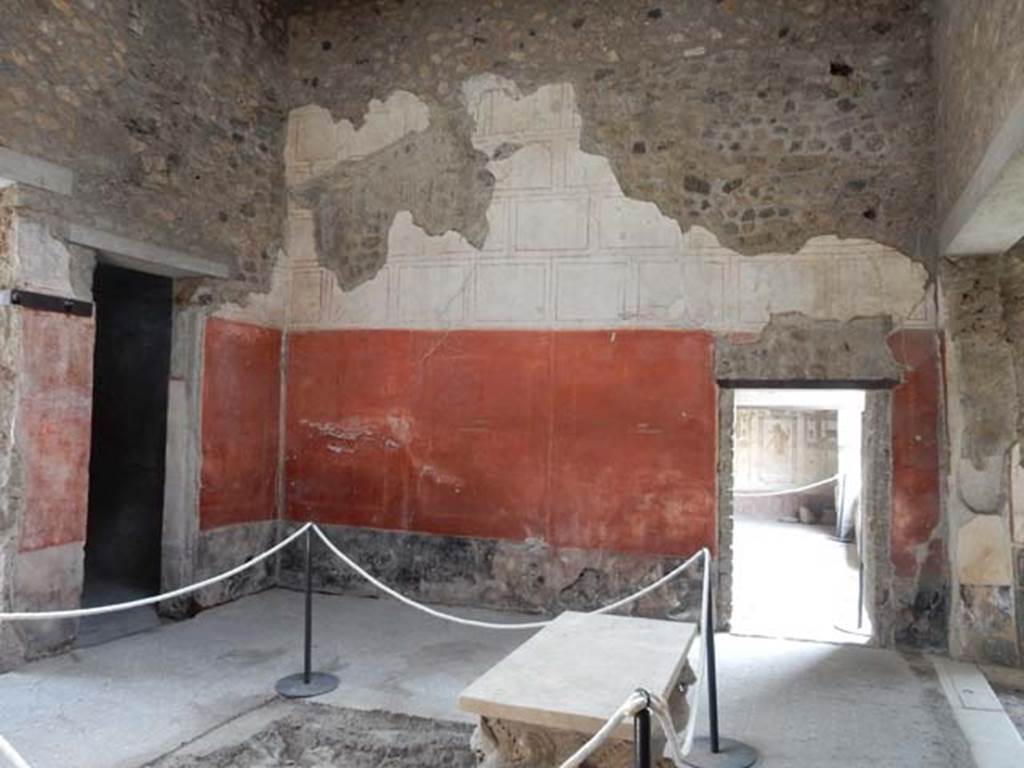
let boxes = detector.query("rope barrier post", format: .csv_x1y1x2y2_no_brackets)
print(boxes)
706,587,720,753
683,568,759,768
634,690,652,768
275,526,339,699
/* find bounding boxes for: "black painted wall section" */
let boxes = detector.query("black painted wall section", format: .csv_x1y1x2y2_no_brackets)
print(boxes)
277,523,704,622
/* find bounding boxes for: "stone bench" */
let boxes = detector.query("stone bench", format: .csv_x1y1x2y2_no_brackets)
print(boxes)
458,612,698,768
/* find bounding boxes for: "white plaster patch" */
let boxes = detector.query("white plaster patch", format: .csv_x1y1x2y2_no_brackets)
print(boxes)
213,263,288,328
419,463,464,491
288,268,325,325
322,265,390,328
14,216,78,299
956,514,1013,585
396,263,470,325
285,90,430,173
473,262,548,324
515,197,589,251
302,418,404,452
555,261,629,322
957,459,1006,516
287,75,934,333
1012,443,1024,544
388,208,506,257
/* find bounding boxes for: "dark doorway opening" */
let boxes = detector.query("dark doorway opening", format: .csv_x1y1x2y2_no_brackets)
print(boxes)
80,264,172,646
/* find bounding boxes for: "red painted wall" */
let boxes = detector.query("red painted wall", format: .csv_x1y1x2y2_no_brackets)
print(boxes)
17,310,94,552
285,329,717,557
888,330,942,579
199,318,282,530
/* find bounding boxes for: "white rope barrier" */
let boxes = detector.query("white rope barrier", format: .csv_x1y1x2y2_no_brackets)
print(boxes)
0,523,314,621
1,520,715,766
684,548,710,755
314,527,712,760
731,472,840,498
554,546,711,767
554,688,696,768
651,692,689,768
0,735,32,768
313,526,708,631
558,690,649,768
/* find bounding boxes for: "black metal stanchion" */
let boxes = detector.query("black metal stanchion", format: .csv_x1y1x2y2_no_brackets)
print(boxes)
634,691,652,768
706,594,721,753
683,572,759,768
275,526,340,698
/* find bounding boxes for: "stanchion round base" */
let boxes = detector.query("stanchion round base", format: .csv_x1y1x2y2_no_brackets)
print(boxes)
275,672,339,699
682,737,759,768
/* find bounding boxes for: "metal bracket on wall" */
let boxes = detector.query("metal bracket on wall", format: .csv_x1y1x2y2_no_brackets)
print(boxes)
0,289,93,318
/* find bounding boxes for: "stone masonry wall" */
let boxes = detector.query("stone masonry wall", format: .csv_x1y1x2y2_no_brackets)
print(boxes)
0,192,23,667
278,522,705,622
285,78,933,333
931,0,1024,667
0,1,956,663
942,247,1024,666
0,199,97,668
0,1,300,656
281,4,943,652
287,0,934,290
715,317,945,648
0,0,288,291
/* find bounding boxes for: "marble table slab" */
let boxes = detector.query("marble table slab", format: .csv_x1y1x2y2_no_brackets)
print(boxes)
458,611,698,742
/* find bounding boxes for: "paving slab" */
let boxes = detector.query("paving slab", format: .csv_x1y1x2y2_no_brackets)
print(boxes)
932,656,1024,768
0,589,985,768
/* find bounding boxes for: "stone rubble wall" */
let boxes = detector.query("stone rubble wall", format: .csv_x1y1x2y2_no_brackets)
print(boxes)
278,66,943,653
287,0,934,273
284,78,933,333
0,0,288,295
942,248,1024,666
0,200,95,668
10,0,1022,670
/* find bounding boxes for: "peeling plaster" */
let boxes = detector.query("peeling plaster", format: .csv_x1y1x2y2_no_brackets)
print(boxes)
288,0,934,262
943,245,1024,665
287,76,932,335
715,313,903,384
302,417,406,453
291,95,493,290
957,514,1012,585
943,253,1022,511
0,197,25,669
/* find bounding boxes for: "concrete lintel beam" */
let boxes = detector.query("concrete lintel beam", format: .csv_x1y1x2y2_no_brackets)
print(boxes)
0,146,73,196
941,93,1024,257
68,225,231,279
